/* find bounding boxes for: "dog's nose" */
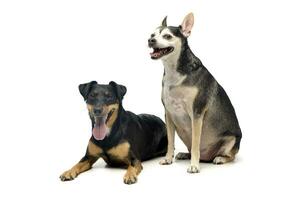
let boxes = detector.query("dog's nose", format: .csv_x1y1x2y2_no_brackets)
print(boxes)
148,38,156,46
93,108,103,116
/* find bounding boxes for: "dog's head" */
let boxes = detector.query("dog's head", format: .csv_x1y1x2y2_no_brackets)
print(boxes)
148,13,194,60
79,81,126,140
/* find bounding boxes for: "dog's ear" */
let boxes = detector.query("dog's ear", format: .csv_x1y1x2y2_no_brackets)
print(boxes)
180,12,194,37
79,81,97,100
109,81,127,101
161,16,167,27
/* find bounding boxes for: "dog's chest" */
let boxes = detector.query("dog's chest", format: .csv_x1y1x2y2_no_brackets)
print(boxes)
163,86,186,114
162,72,198,118
162,82,198,148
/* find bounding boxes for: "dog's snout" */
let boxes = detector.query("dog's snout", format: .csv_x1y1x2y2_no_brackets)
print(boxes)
93,108,103,116
148,38,156,46
149,38,156,43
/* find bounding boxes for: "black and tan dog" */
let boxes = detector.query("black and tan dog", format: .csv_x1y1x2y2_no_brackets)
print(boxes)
148,13,242,173
60,81,167,184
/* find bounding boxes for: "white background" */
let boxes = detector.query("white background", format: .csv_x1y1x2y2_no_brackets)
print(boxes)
0,0,299,199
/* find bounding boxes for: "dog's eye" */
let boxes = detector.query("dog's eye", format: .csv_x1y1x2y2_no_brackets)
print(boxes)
151,34,155,37
163,34,172,40
104,92,112,99
90,92,97,98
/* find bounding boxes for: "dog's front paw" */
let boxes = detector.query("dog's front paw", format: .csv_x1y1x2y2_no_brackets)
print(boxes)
60,169,78,181
159,157,173,165
123,173,137,185
187,165,200,173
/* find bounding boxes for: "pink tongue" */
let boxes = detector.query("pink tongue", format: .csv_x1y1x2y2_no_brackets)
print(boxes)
92,118,107,140
150,52,160,58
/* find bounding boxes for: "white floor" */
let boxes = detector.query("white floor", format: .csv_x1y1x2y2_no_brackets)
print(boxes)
3,133,296,200
1,0,300,199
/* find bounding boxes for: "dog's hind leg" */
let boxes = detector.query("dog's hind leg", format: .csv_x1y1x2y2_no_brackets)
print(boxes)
213,136,237,164
152,134,168,158
175,152,191,160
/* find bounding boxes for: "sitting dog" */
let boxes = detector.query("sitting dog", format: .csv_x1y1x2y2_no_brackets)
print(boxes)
60,81,167,184
148,13,242,173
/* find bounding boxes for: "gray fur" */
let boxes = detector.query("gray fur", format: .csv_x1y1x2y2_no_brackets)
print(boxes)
149,17,242,170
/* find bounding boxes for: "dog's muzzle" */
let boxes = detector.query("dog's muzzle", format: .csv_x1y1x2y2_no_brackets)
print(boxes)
148,38,156,47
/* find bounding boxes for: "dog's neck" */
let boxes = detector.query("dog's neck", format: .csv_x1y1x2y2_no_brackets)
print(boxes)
163,40,203,76
162,47,181,70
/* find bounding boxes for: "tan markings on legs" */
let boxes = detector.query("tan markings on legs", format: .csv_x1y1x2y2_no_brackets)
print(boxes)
107,142,130,161
135,161,143,175
60,140,102,181
213,136,236,164
159,110,175,165
60,158,97,181
123,161,143,184
123,166,137,184
87,140,103,157
187,114,205,173
106,103,119,128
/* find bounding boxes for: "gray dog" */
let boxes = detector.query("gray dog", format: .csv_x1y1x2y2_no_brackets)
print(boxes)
148,13,242,173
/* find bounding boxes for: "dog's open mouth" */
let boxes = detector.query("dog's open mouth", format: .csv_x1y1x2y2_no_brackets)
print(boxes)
92,109,115,140
150,47,174,59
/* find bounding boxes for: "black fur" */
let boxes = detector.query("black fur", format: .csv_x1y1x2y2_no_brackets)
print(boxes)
80,81,167,163
168,26,203,74
90,109,168,161
109,81,127,102
79,81,97,101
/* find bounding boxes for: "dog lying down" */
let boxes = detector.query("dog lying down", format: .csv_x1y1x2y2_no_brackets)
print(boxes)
60,81,167,184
